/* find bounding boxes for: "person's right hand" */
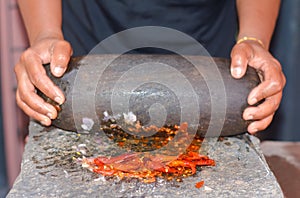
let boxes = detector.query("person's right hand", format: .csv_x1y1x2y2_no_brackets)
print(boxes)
15,37,72,126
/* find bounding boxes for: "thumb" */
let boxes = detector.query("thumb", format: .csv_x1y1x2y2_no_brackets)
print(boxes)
50,40,72,77
230,43,252,79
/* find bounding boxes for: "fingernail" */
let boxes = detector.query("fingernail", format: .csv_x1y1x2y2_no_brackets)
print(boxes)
47,113,53,119
40,119,49,126
54,96,64,105
247,114,254,120
231,67,242,77
250,98,258,105
54,66,64,76
249,126,258,134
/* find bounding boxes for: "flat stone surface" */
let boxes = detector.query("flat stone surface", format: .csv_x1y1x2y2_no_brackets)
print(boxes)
8,122,283,198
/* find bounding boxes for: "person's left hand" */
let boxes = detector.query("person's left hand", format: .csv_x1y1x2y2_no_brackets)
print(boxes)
230,40,286,134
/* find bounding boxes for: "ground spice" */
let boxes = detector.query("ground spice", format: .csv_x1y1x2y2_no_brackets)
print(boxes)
195,180,205,188
82,122,215,184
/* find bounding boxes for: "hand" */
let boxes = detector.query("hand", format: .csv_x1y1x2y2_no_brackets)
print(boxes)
15,37,72,126
230,40,286,134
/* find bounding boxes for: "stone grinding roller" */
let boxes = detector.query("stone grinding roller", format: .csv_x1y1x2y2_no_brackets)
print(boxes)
38,54,260,137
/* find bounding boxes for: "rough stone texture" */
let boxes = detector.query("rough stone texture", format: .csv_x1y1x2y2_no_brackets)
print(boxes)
8,122,283,198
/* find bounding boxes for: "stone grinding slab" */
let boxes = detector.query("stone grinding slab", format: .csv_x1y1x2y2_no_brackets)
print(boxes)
7,122,283,198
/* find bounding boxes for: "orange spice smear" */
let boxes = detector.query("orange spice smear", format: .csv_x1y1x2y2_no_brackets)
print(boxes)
195,180,205,188
82,122,215,184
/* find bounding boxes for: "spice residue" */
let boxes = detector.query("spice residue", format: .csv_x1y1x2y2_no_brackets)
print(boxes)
81,120,215,183
195,180,205,188
82,150,214,183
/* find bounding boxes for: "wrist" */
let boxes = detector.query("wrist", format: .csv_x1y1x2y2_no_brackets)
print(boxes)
237,36,265,49
30,29,64,46
237,33,270,49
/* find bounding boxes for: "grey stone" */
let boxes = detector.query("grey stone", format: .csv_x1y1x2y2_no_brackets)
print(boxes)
8,122,283,198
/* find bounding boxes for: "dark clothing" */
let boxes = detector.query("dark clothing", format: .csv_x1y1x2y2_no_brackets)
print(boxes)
62,0,238,58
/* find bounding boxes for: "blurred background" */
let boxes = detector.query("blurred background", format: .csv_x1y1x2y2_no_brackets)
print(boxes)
0,0,299,196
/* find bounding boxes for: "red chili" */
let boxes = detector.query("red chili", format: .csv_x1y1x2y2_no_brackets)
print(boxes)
195,180,204,188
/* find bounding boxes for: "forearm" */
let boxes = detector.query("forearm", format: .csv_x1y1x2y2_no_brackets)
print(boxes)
18,0,63,45
236,0,281,49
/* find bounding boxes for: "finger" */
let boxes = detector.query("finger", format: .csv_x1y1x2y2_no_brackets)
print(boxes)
50,40,72,77
247,57,285,103
243,93,282,120
18,86,58,120
16,90,51,126
247,114,274,134
230,43,253,79
15,71,58,119
21,50,65,104
247,77,284,106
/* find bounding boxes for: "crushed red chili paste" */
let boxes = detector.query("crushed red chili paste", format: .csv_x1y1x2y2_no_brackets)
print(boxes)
82,122,215,183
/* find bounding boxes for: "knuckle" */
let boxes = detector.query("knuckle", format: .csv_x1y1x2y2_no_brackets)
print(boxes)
271,59,285,73
16,90,43,120
60,40,71,48
52,41,72,63
16,94,30,114
273,59,282,68
231,45,241,56
31,71,44,85
17,86,27,101
57,54,69,63
35,103,45,113
20,48,33,62
18,91,26,101
282,73,287,86
261,89,268,99
270,99,279,111
237,42,252,53
30,66,46,84
65,41,72,49
14,63,20,74
235,43,254,60
269,80,283,92
30,111,41,121
16,94,23,107
56,40,72,52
